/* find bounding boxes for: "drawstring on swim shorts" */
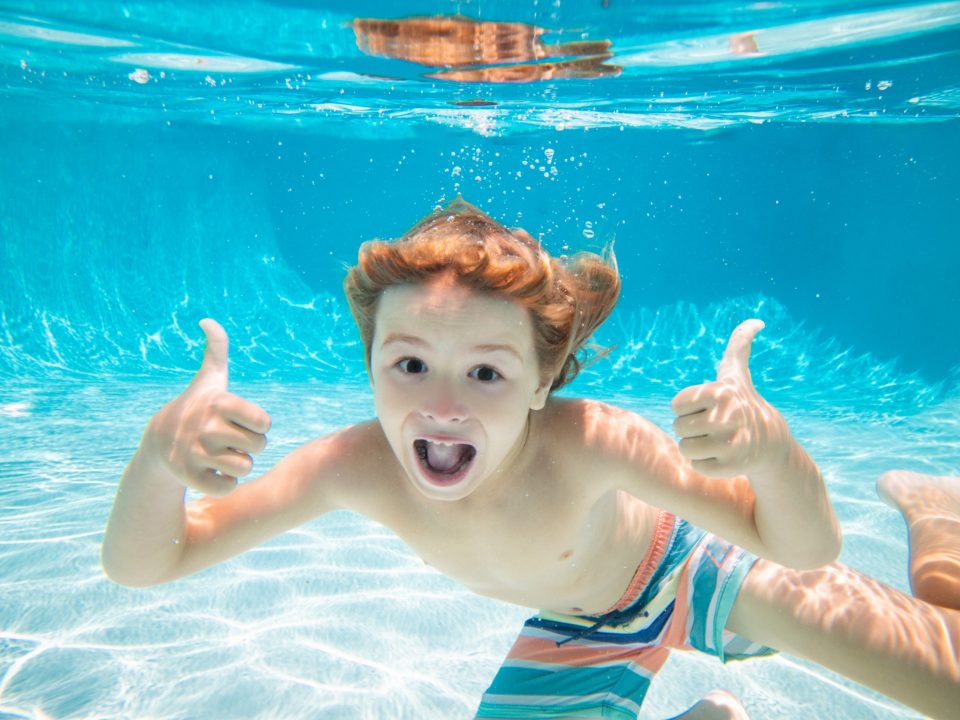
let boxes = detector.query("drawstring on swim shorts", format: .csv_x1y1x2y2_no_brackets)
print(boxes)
555,606,651,647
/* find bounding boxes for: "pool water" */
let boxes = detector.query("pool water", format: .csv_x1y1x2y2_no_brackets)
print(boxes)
1,1,959,718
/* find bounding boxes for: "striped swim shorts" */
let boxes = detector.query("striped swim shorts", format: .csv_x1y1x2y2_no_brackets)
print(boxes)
475,513,776,719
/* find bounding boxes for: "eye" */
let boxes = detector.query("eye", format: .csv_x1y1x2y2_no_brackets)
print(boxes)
469,365,501,382
397,357,427,374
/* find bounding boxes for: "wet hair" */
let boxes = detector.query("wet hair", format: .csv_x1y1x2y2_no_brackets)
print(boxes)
343,198,620,392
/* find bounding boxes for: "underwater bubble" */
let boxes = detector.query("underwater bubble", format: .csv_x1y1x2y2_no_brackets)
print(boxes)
128,68,150,84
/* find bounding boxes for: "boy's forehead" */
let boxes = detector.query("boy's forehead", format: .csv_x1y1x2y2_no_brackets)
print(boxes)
382,280,516,314
375,281,531,337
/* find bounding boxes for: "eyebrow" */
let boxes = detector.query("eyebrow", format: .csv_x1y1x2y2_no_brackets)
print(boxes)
381,333,523,362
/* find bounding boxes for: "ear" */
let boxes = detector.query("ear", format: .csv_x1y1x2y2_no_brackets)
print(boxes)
365,349,375,388
530,378,551,411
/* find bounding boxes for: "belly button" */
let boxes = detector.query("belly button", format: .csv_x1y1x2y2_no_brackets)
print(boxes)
559,549,573,561
572,606,583,613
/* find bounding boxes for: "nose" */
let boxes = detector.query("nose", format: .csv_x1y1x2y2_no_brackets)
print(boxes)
420,379,467,424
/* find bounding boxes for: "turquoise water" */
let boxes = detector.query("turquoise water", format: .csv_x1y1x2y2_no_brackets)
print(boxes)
1,1,959,718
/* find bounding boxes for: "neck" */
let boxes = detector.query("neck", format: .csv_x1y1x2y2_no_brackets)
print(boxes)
463,410,541,509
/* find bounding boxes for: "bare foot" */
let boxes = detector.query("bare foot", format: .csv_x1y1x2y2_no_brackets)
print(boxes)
668,689,749,720
877,470,960,609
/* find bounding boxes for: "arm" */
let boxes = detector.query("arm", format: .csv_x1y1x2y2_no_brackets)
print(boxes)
728,559,960,720
102,430,345,587
669,319,840,568
102,319,346,587
597,320,840,569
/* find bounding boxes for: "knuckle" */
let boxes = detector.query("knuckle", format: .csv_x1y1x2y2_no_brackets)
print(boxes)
237,454,254,476
208,393,226,414
718,378,737,392
197,432,219,454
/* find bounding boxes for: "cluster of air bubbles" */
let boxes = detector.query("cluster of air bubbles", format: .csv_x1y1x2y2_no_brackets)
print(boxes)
516,146,590,190
430,145,615,250
441,145,492,194
394,147,417,171
438,145,594,195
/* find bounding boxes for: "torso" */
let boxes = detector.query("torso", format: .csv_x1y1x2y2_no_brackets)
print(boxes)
332,397,662,616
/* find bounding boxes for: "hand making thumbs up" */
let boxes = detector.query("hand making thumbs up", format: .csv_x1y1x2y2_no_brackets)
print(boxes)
145,319,271,497
670,319,789,479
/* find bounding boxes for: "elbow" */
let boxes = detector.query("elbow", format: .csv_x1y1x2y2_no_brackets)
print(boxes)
780,527,843,570
100,559,153,589
102,571,158,589
821,529,843,566
100,546,172,589
816,519,844,567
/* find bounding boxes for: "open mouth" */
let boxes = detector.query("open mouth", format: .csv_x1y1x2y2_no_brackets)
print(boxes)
413,438,477,485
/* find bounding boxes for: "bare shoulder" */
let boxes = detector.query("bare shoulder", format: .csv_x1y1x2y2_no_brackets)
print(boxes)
174,419,403,578
267,419,403,515
534,397,672,496
539,396,666,450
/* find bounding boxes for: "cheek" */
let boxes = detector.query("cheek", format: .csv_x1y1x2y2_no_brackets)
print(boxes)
373,375,405,418
478,389,530,432
470,385,518,415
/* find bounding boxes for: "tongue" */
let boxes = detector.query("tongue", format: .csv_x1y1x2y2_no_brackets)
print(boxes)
426,442,463,473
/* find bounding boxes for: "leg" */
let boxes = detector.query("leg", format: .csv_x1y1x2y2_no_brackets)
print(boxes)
727,560,960,720
667,690,750,720
878,470,960,609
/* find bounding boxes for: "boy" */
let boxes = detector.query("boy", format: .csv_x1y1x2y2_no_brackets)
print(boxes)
103,199,959,719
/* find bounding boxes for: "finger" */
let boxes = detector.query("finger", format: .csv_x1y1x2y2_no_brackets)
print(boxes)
690,457,738,480
671,383,718,417
672,410,729,439
209,448,255,479
717,319,764,381
673,412,704,439
677,435,719,462
188,469,238,498
204,424,268,456
194,318,230,388
219,394,271,436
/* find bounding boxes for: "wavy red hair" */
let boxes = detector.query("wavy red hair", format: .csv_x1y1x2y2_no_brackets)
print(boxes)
343,198,620,392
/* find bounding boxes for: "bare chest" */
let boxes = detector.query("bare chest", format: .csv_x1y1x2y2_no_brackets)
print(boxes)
390,488,656,614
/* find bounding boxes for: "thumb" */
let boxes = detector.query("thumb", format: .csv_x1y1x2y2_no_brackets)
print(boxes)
193,318,229,388
717,319,764,381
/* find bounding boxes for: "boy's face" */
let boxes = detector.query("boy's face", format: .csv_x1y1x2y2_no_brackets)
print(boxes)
370,278,550,502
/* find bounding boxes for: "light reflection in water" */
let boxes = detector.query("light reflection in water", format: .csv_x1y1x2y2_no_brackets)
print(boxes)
351,15,621,82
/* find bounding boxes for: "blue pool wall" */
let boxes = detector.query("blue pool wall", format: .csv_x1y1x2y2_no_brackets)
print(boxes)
1,110,957,391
